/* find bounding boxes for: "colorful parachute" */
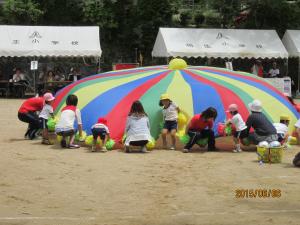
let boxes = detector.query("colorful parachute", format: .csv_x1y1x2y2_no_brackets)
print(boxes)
53,60,298,142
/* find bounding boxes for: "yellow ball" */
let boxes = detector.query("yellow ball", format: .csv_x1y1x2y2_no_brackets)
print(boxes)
177,112,187,126
85,135,102,146
146,138,156,150
168,58,187,70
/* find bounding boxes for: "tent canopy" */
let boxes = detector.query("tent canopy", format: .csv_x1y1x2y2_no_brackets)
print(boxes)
282,30,300,58
152,28,288,59
0,25,101,57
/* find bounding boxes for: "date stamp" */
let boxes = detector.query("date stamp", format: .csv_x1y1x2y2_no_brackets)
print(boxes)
235,189,281,198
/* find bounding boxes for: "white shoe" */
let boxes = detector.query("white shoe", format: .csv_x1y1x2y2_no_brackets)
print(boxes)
238,148,243,152
170,146,175,150
101,147,107,152
91,145,96,152
233,149,238,153
183,149,189,153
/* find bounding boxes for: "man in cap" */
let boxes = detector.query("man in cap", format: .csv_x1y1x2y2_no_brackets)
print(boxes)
246,99,277,144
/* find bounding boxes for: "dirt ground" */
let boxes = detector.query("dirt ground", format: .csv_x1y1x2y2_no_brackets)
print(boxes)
0,99,299,225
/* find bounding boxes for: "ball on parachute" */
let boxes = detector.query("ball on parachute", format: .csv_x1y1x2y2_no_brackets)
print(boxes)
47,117,58,132
75,131,87,141
168,58,187,70
105,139,115,150
146,137,156,150
85,135,102,146
179,134,190,145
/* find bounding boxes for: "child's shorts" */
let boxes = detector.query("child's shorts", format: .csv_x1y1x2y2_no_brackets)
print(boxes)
277,133,285,142
40,118,48,129
56,129,75,137
91,128,108,140
234,129,248,139
163,120,178,132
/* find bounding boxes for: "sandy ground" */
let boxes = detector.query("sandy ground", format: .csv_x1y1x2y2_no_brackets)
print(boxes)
0,99,300,225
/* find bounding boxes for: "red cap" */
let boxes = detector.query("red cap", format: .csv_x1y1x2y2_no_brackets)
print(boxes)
97,117,107,125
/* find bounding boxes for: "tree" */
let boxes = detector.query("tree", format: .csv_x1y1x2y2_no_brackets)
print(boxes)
135,0,174,64
2,0,43,24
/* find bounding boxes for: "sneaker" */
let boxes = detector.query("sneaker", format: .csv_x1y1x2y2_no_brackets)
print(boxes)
42,139,52,145
79,137,85,142
125,145,130,153
233,149,239,153
61,139,67,148
141,146,149,153
69,144,80,149
182,149,189,153
170,146,175,150
91,145,96,152
237,148,243,152
101,147,107,152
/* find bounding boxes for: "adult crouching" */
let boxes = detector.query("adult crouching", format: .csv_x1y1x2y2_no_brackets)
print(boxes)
18,92,54,139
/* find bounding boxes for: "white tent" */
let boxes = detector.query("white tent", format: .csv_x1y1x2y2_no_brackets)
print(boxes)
152,28,288,59
0,25,101,57
282,30,300,94
282,30,300,57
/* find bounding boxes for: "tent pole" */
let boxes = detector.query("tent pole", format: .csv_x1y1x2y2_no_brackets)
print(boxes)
98,57,101,73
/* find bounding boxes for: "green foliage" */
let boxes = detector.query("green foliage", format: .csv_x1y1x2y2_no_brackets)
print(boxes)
2,0,43,24
0,0,299,68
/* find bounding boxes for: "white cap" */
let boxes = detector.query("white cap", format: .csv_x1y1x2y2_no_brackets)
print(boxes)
248,99,262,112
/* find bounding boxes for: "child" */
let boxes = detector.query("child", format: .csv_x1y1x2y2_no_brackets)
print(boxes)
55,94,83,148
91,117,110,152
159,93,180,150
39,93,55,145
273,115,290,144
227,104,248,153
183,107,218,153
124,100,151,153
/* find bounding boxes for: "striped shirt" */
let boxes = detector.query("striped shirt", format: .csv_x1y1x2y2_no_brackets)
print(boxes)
246,112,276,136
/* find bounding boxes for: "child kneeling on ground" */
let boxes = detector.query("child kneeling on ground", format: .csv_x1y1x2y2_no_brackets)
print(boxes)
55,94,84,148
227,104,248,153
124,100,151,153
183,107,218,153
91,117,110,152
273,115,290,145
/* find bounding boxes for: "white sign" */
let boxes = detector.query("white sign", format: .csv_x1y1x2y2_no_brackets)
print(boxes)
265,77,291,96
31,60,38,70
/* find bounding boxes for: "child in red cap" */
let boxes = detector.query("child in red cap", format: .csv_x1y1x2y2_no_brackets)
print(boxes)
91,117,110,152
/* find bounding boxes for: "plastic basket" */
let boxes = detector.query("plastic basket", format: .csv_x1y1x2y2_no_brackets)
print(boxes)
256,146,283,163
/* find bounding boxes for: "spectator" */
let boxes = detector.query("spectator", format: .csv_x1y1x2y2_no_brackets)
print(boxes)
251,60,264,78
268,62,280,78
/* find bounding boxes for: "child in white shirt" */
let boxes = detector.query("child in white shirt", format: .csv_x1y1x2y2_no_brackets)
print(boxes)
39,92,55,145
91,117,110,152
55,94,83,148
227,104,248,153
273,115,290,144
159,93,180,150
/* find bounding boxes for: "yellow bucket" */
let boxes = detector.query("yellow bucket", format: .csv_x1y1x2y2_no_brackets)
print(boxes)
257,146,283,163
